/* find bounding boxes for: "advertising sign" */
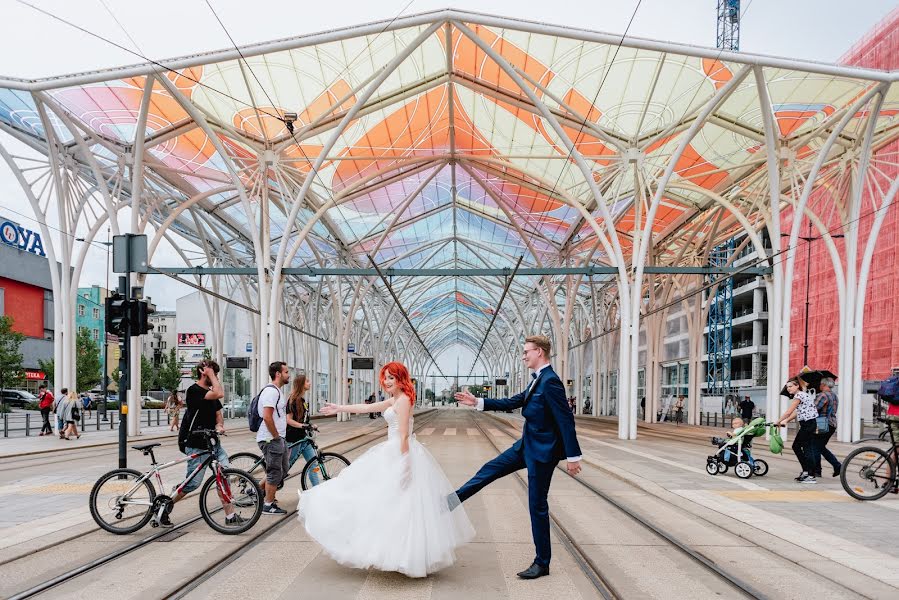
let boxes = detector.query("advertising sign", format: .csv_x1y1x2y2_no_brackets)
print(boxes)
25,369,46,381
178,332,206,346
0,219,46,257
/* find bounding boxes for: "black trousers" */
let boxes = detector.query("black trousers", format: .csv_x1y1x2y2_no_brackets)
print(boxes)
792,419,817,473
456,445,557,567
40,408,53,434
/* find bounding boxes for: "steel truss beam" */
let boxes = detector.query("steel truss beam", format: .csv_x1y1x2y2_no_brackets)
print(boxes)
151,266,771,276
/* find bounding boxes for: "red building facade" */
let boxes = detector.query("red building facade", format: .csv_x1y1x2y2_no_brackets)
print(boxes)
787,7,899,381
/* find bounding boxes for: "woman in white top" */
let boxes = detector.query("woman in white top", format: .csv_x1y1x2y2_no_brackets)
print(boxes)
776,377,819,484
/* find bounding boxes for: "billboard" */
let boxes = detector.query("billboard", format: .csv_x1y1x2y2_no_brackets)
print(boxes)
178,332,206,347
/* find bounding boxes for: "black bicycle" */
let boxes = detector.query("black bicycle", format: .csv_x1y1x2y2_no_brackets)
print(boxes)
841,417,899,501
89,430,263,535
229,425,350,491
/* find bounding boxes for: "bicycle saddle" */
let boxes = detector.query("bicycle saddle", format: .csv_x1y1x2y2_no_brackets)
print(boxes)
132,442,162,452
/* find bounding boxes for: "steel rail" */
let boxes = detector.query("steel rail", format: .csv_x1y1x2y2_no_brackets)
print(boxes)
5,411,437,600
482,412,773,600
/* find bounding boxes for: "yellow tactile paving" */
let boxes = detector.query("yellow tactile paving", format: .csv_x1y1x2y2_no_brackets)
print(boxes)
718,490,853,502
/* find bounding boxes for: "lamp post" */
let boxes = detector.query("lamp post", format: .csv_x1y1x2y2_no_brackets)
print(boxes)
783,222,844,368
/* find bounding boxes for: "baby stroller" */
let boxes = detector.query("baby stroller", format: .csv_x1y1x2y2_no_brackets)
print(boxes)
706,417,769,479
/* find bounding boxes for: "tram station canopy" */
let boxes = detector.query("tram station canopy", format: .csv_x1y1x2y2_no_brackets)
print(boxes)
0,8,897,361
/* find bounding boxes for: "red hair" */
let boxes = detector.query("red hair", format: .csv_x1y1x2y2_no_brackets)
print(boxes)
379,362,416,405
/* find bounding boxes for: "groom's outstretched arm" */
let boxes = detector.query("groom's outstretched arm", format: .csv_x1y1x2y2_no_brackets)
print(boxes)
482,389,527,412
545,377,582,459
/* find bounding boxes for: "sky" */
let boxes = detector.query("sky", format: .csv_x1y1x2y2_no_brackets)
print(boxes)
0,0,894,378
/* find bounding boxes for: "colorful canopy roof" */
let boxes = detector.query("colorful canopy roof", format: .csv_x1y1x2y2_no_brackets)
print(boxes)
1,9,896,354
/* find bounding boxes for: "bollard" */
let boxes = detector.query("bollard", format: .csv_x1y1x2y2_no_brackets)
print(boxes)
25,413,30,436
3,413,7,437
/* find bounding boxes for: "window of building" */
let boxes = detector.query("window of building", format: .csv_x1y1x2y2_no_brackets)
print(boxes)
92,328,99,341
161,341,167,349
92,307,100,319
78,304,85,317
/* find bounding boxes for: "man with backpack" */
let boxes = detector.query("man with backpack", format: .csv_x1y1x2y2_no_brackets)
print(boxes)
166,360,243,527
251,361,291,515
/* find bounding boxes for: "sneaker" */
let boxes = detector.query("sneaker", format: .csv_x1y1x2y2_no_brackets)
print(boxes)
794,472,807,481
225,513,248,526
799,475,817,484
262,502,287,515
159,514,174,528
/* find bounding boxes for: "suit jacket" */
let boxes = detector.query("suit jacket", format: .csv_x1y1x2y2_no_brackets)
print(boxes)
483,366,581,463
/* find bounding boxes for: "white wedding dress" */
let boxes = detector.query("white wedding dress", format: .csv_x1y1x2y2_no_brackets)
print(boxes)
297,405,475,577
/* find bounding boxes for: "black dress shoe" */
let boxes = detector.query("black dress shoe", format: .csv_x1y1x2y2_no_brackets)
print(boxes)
517,562,550,579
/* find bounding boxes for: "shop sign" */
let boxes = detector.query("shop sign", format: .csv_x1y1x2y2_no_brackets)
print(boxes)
0,220,46,257
25,369,46,380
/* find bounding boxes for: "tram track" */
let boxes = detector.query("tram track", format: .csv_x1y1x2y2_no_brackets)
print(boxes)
486,411,878,600
4,410,438,600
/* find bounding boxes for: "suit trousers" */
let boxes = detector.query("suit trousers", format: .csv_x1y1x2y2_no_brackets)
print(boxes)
455,445,558,567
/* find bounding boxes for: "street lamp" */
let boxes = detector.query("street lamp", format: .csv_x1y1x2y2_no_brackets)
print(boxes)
782,222,844,367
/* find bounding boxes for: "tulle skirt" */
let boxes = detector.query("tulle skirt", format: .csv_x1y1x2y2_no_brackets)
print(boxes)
297,435,475,577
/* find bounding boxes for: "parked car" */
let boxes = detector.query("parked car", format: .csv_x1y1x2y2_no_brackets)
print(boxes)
0,389,38,408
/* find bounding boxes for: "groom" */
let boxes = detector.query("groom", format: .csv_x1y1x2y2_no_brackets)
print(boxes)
453,335,582,580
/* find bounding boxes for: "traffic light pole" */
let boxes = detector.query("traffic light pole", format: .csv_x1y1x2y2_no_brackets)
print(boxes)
117,275,129,470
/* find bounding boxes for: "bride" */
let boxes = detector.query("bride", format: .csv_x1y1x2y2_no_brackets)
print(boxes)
297,361,475,578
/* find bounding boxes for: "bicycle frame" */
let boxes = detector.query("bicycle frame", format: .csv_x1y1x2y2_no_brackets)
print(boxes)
113,450,213,509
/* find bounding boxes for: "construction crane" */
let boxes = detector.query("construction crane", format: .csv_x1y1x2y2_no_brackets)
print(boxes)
716,0,741,51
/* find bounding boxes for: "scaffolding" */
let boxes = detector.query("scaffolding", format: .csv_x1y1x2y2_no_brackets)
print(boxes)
706,239,735,410
716,0,741,51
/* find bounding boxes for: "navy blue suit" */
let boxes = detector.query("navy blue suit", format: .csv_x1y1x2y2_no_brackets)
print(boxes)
455,365,581,567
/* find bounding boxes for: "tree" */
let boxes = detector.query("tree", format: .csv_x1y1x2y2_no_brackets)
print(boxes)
75,327,103,392
0,316,25,392
425,388,435,400
140,355,158,393
157,348,182,393
38,358,54,384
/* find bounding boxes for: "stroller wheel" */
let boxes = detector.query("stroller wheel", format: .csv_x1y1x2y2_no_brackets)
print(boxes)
717,462,728,474
706,461,719,475
752,459,769,476
735,461,753,479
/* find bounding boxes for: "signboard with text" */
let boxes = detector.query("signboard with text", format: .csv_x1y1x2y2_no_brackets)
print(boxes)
0,219,46,257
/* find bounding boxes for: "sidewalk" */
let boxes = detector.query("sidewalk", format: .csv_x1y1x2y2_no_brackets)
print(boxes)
0,417,245,458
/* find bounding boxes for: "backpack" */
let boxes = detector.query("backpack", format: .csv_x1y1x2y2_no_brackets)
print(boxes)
878,375,899,405
248,384,280,432
178,408,198,454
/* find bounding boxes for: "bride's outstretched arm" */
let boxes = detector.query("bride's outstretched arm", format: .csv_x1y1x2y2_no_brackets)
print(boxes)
321,398,394,415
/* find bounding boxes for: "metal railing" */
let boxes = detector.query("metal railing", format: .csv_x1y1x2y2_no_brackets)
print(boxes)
1,409,174,437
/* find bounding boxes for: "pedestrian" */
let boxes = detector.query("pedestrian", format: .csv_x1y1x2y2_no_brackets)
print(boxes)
166,390,183,432
811,378,841,478
62,390,81,440
739,396,755,421
166,360,244,527
640,397,646,419
674,395,685,425
37,383,54,436
81,392,92,421
365,393,376,419
287,373,318,485
256,361,291,515
775,377,819,484
53,388,68,439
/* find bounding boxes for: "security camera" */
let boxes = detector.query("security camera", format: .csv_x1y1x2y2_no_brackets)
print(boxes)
284,112,298,135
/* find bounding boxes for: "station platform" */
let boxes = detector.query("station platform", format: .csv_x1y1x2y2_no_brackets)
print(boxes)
0,407,895,599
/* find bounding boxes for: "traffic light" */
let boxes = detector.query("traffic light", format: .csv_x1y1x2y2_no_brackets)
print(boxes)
105,293,128,337
132,299,156,335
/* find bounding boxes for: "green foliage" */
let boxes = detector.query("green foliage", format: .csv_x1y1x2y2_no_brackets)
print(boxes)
0,315,25,392
0,403,10,413
157,348,182,393
38,358,54,384
425,388,435,400
202,347,213,361
75,327,103,392
140,355,158,393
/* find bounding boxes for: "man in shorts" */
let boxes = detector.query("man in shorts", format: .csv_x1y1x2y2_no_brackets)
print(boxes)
257,361,291,515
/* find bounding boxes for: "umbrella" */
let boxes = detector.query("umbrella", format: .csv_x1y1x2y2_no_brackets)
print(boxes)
798,369,838,391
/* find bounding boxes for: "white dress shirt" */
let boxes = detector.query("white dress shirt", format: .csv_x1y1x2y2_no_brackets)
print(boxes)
475,363,581,463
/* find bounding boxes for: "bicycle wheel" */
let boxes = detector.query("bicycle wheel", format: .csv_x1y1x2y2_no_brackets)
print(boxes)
199,468,263,534
301,452,350,490
841,446,896,501
229,452,265,484
89,468,156,534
